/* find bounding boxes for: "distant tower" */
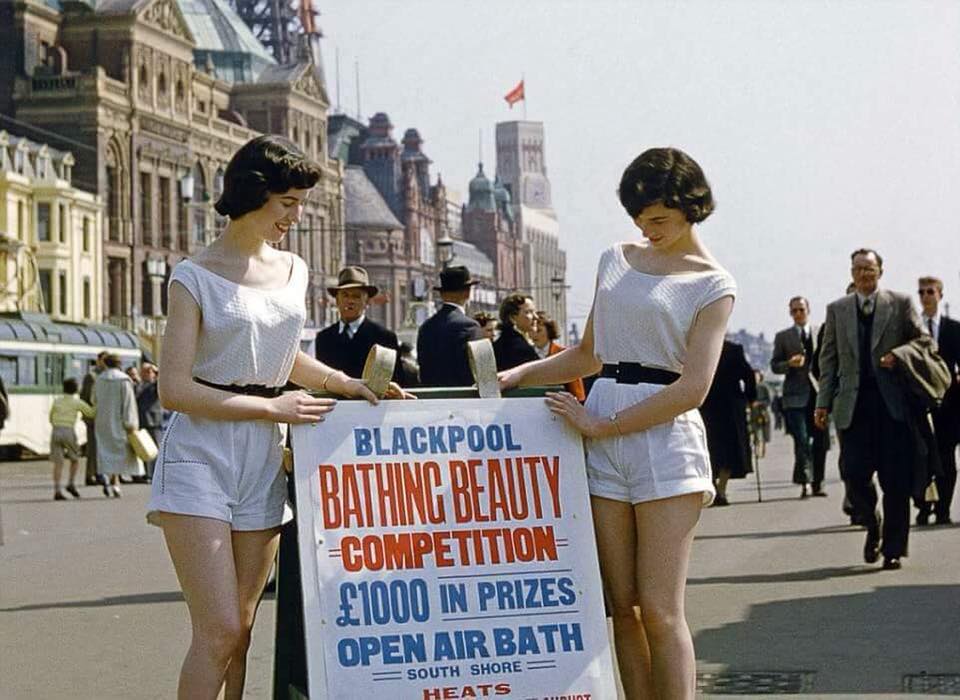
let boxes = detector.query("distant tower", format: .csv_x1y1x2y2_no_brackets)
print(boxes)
229,0,321,66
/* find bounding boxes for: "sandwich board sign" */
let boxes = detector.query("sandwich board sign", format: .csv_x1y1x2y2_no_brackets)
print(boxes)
290,397,616,699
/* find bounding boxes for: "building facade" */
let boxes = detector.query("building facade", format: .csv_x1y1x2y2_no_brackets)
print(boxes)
0,130,103,323
2,0,345,357
331,112,451,341
495,120,567,335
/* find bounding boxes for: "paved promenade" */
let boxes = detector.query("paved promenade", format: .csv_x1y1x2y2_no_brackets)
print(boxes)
1,431,957,698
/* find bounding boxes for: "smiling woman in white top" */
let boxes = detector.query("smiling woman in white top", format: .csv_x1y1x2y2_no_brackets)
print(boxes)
149,135,407,700
499,148,735,700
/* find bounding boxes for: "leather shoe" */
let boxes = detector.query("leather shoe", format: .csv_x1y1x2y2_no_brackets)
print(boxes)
882,557,902,570
935,515,953,526
812,488,827,497
65,484,81,499
800,485,810,499
863,524,881,564
712,494,730,507
916,512,930,526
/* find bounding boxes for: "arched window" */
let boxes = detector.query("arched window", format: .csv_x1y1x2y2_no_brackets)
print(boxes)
157,71,167,95
139,64,148,87
175,79,185,101
213,167,224,201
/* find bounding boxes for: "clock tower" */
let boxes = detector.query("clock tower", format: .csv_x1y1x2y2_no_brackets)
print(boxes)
495,121,553,213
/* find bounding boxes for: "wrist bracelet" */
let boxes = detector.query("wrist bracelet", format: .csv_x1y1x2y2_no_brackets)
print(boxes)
321,371,336,393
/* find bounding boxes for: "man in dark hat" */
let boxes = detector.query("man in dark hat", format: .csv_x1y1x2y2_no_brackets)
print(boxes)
315,266,401,382
417,266,484,387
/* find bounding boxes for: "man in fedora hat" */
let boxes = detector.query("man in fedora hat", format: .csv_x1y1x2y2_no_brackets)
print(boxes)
315,266,401,382
417,266,484,387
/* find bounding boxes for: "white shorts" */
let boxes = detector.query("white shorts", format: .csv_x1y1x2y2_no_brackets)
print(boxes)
146,413,293,531
584,379,715,506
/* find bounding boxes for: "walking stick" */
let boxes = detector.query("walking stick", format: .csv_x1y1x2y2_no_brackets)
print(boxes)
753,431,763,503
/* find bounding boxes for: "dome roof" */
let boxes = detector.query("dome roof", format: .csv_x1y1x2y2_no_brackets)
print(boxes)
467,163,495,212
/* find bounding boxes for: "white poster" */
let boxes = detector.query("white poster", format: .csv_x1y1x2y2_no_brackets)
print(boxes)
291,397,616,700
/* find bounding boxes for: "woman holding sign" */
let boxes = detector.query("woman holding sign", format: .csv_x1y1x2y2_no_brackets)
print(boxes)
147,135,404,700
499,148,734,699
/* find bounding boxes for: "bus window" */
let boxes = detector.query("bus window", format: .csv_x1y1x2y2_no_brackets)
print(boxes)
40,354,65,388
0,356,15,387
17,356,37,386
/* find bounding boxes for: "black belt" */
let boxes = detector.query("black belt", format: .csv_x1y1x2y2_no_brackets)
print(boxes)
600,363,680,385
194,377,287,398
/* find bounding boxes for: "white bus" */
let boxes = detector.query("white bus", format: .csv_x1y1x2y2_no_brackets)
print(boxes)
0,313,142,458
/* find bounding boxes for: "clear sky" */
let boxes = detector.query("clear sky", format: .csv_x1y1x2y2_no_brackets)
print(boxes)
320,0,960,337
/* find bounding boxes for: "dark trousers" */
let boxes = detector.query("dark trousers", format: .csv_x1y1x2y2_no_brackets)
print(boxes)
83,419,98,483
812,421,829,489
928,411,958,520
839,382,913,559
784,407,813,485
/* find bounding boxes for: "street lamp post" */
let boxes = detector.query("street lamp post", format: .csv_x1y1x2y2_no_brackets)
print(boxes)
145,256,167,361
436,229,454,270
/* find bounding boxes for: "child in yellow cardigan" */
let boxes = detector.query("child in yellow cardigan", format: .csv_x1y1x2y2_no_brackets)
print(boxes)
49,377,95,500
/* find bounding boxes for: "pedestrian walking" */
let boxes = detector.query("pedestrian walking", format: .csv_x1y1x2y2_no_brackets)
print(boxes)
79,351,107,485
815,248,924,570
417,265,484,387
771,296,829,497
49,377,95,500
700,340,756,506
136,362,163,481
493,293,538,370
500,147,735,699
751,370,772,459
93,353,142,497
915,275,960,525
146,135,404,700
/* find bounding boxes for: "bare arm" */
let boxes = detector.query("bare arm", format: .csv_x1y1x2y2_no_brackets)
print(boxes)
499,307,603,390
545,296,734,438
158,283,337,423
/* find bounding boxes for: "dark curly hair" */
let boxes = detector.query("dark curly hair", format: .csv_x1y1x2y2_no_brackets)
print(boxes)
617,147,714,223
214,135,322,219
498,293,533,327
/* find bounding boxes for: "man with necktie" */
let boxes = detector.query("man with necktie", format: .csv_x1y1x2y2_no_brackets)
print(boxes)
315,266,400,383
815,249,924,570
771,296,825,498
916,275,960,525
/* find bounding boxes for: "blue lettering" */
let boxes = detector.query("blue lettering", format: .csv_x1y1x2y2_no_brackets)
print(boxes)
428,426,448,453
477,581,496,611
485,425,504,451
391,427,410,455
354,428,372,456
467,425,484,451
504,424,522,451
448,425,466,453
410,427,427,454
373,428,389,456
557,577,576,606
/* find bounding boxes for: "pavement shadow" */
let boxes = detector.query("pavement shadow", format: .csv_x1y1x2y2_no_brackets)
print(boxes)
689,565,880,585
1,588,276,612
694,584,960,694
696,524,856,542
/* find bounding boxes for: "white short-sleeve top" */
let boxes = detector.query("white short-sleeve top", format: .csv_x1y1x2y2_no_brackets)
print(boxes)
592,243,736,372
169,254,308,388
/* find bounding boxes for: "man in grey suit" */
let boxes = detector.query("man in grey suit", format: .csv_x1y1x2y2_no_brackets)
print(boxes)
771,297,823,498
815,248,924,570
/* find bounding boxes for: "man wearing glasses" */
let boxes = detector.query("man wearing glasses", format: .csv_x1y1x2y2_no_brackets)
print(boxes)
815,249,924,570
916,276,960,525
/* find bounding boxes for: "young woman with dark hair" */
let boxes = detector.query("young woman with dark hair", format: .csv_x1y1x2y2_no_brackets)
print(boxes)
500,147,735,699
493,292,539,370
147,135,407,699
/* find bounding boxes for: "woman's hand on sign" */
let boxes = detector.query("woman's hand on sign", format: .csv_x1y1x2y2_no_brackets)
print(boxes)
498,367,524,392
339,378,381,405
266,391,337,424
384,381,417,400
545,391,602,437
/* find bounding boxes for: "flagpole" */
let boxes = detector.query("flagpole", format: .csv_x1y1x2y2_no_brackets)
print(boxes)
522,72,527,120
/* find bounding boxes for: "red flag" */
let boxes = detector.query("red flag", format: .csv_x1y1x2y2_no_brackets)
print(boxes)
504,80,525,108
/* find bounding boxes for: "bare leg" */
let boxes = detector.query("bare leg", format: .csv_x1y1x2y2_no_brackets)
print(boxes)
159,514,244,700
52,459,64,493
634,493,703,700
591,496,653,699
716,468,731,500
222,527,281,700
67,459,80,487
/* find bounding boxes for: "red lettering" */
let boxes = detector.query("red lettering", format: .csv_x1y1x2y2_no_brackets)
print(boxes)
317,465,341,529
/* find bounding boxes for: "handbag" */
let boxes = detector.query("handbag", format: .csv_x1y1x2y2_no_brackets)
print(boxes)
128,428,158,462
